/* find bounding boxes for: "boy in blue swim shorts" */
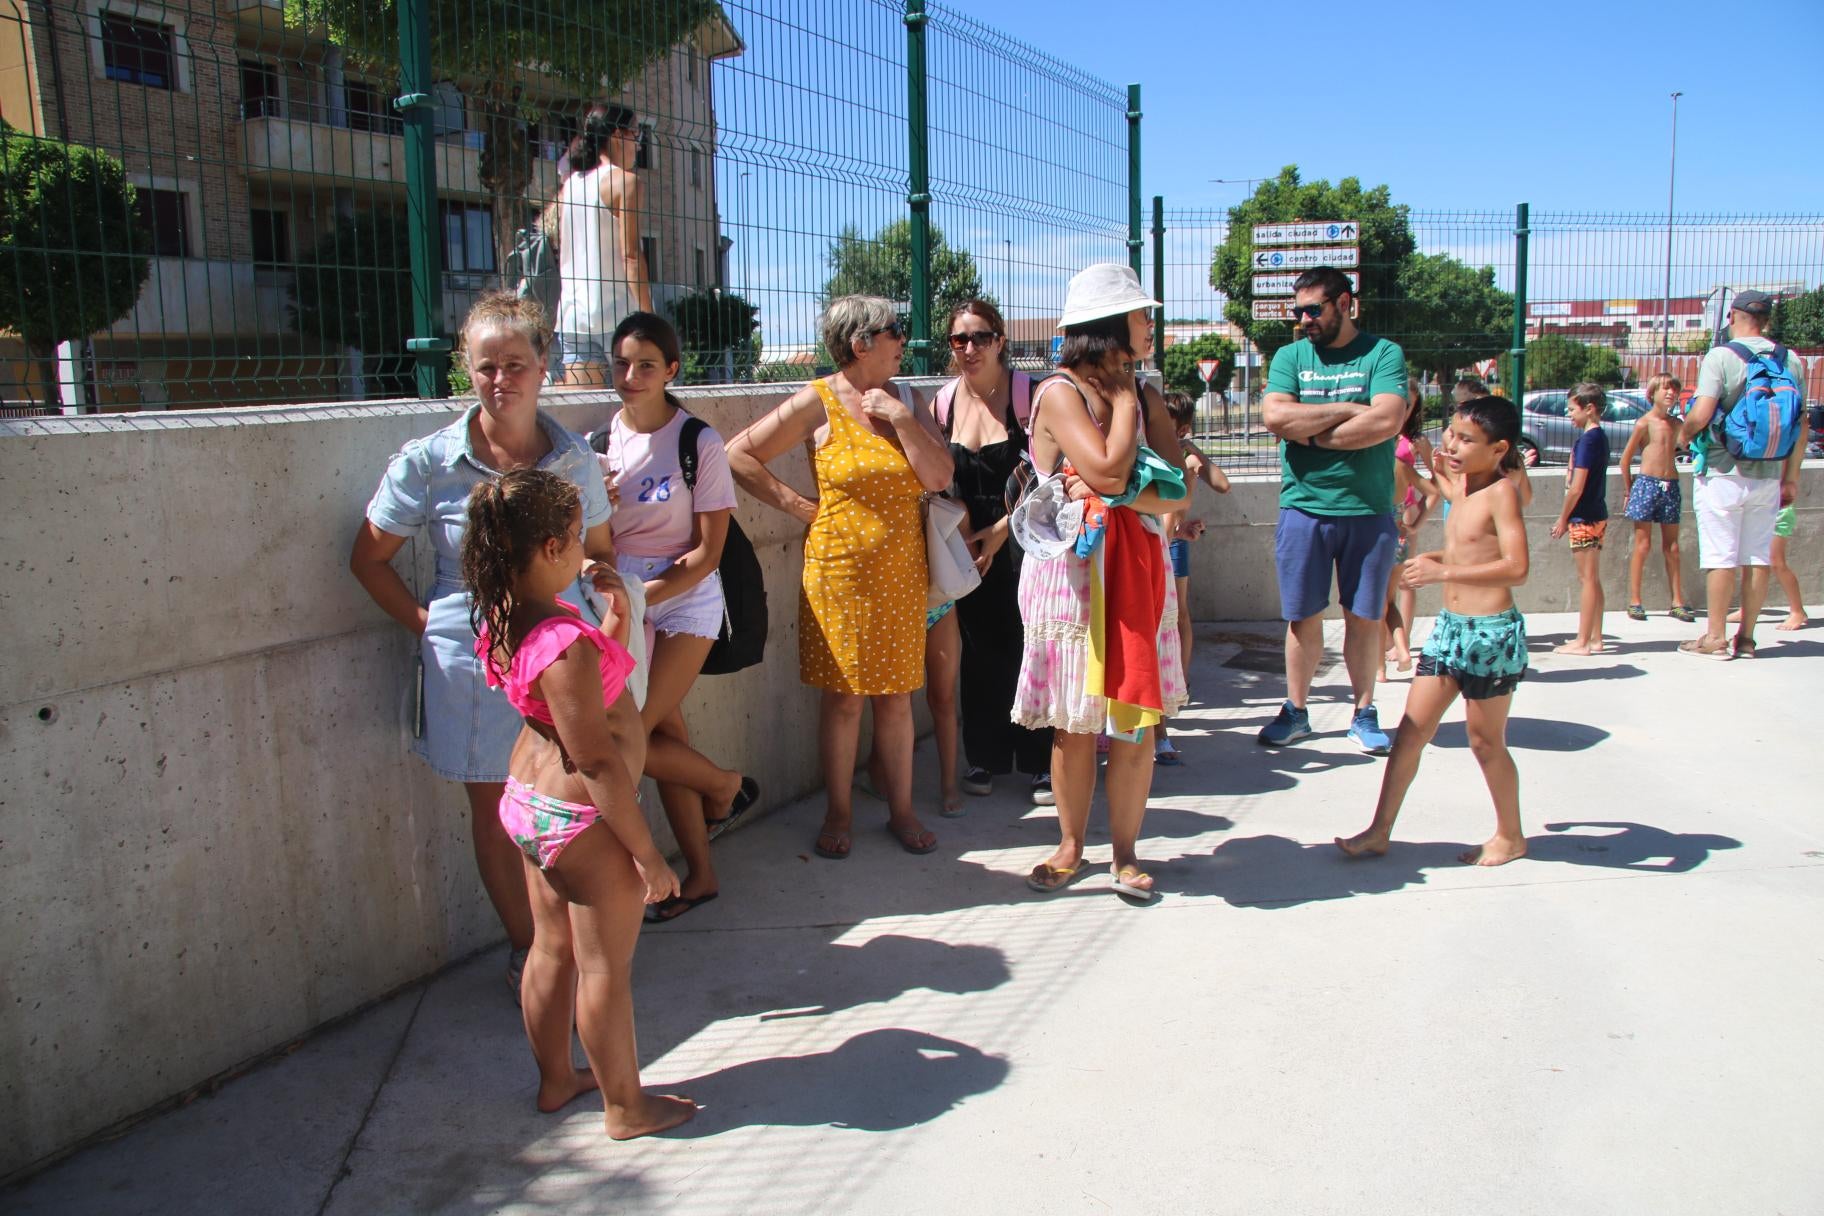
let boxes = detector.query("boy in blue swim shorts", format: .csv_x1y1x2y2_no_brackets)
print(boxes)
1619,373,1694,622
1337,396,1532,867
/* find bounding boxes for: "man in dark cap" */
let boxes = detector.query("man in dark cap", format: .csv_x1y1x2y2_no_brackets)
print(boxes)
1677,289,1808,659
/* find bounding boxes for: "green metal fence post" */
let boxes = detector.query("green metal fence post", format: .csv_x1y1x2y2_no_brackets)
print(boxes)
1509,202,1529,399
904,0,933,375
1151,195,1165,341
1126,84,1143,276
395,0,449,398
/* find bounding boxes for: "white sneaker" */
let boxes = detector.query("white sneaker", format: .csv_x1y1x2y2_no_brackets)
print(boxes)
1030,774,1055,806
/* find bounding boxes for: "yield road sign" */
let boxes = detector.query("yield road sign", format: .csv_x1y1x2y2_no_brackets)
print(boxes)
1252,221,1359,246
1197,358,1221,382
1251,270,1359,297
1252,246,1359,271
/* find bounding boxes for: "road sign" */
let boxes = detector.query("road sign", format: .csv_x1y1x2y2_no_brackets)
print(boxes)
1197,358,1221,382
1251,271,1359,297
1252,221,1359,247
1252,299,1300,321
1252,246,1359,272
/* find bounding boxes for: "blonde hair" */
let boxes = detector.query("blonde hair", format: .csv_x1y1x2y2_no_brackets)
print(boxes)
460,290,552,360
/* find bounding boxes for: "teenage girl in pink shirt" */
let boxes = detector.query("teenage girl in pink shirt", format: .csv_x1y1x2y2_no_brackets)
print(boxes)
600,312,757,922
464,467,694,1139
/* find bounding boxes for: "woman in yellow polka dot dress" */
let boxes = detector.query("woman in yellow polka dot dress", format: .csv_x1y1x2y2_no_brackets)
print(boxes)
728,296,955,860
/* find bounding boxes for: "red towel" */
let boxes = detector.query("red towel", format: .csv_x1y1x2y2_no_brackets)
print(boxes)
1103,507,1165,712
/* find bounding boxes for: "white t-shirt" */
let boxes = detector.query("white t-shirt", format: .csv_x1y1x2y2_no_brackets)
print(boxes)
600,407,737,557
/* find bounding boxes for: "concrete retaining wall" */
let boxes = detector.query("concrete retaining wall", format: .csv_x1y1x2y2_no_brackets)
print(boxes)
1,388,1817,1178
0,381,890,1179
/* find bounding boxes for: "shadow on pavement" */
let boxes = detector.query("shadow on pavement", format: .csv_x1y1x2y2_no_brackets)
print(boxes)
1524,663,1646,684
1532,821,1744,872
1431,716,1609,752
665,1028,1008,1137
1164,833,1467,907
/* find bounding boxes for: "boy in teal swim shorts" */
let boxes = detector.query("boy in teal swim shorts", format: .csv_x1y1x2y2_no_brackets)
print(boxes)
1336,396,1533,867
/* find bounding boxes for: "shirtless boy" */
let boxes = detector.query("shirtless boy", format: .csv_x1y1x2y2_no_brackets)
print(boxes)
1336,396,1532,867
1620,373,1694,622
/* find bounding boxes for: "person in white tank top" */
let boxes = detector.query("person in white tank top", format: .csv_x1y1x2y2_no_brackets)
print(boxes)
554,103,651,386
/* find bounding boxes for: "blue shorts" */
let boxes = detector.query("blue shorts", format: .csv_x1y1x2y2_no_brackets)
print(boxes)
558,332,609,366
1168,538,1191,579
1274,508,1398,622
1624,476,1681,525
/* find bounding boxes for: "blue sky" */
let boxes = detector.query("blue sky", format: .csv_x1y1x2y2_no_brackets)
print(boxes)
964,0,1824,216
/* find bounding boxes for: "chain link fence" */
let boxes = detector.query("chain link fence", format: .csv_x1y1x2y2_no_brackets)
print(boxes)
0,0,1135,410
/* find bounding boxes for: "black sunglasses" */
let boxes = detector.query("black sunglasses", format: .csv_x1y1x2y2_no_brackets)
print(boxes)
947,330,999,349
868,321,905,341
1290,301,1329,320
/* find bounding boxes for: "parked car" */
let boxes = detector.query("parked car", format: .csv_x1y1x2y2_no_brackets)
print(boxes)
1518,388,1651,466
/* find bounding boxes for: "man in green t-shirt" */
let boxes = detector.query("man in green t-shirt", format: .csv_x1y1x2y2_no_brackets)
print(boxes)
1257,267,1410,753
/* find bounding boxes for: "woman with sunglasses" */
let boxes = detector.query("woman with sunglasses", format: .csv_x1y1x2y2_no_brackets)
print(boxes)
727,296,954,860
932,301,1055,809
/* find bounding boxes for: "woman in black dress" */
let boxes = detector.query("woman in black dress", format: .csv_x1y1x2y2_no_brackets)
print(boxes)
934,300,1056,806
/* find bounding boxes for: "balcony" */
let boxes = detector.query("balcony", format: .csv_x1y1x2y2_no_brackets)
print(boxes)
241,107,561,202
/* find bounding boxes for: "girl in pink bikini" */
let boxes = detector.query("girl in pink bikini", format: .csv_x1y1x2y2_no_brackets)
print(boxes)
463,468,696,1139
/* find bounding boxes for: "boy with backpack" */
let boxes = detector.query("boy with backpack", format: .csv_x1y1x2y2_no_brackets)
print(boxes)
1678,290,1809,661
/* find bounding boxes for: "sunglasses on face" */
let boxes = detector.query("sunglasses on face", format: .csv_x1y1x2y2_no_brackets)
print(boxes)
1290,301,1329,320
947,330,999,350
869,322,905,341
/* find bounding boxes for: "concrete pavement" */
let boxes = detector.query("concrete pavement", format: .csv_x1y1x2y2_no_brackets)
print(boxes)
8,610,1822,1216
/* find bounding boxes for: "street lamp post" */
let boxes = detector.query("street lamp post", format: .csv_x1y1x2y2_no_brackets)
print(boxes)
1661,91,1682,370
1003,237,1011,311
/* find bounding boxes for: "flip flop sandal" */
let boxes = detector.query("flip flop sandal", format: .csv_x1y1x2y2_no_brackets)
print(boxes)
813,829,852,860
1154,744,1183,766
706,776,760,841
1732,634,1757,659
644,891,719,924
1678,636,1733,661
886,824,938,855
1111,865,1157,903
1626,604,1648,621
1025,861,1084,894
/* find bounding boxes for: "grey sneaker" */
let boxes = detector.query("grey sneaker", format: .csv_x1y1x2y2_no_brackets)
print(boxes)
961,766,993,796
1257,701,1312,746
1348,707,1392,755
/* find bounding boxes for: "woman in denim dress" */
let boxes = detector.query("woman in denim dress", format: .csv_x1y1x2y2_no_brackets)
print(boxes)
350,293,623,996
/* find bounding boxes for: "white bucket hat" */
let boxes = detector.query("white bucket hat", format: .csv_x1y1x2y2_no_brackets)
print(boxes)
1057,263,1161,328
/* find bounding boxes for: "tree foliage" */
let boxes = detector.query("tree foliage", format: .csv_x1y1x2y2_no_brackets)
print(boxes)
0,124,152,402
1210,166,1511,384
1211,165,1414,360
1770,285,1824,348
1391,253,1512,381
285,0,717,275
670,288,759,383
1160,331,1237,400
1521,332,1623,389
291,209,416,396
822,219,993,366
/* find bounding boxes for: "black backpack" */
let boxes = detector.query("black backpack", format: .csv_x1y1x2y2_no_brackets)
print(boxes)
589,415,768,676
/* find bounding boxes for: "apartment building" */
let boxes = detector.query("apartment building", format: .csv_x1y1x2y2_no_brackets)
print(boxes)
0,0,742,408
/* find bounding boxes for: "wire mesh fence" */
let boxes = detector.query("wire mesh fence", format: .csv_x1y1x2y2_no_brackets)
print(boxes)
0,0,1136,410
1159,205,1824,472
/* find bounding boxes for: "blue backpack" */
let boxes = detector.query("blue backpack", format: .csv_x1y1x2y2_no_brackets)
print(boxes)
1717,342,1804,461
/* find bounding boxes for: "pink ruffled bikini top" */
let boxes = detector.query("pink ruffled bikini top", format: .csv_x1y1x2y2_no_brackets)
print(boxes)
477,601,636,725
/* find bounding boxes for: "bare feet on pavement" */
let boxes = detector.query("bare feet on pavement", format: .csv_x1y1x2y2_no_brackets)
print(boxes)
1777,613,1807,631
606,1093,698,1140
1334,830,1389,858
1459,835,1527,866
1553,642,1599,656
537,1069,600,1113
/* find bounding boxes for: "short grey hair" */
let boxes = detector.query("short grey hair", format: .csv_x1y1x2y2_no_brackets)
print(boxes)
821,295,899,367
